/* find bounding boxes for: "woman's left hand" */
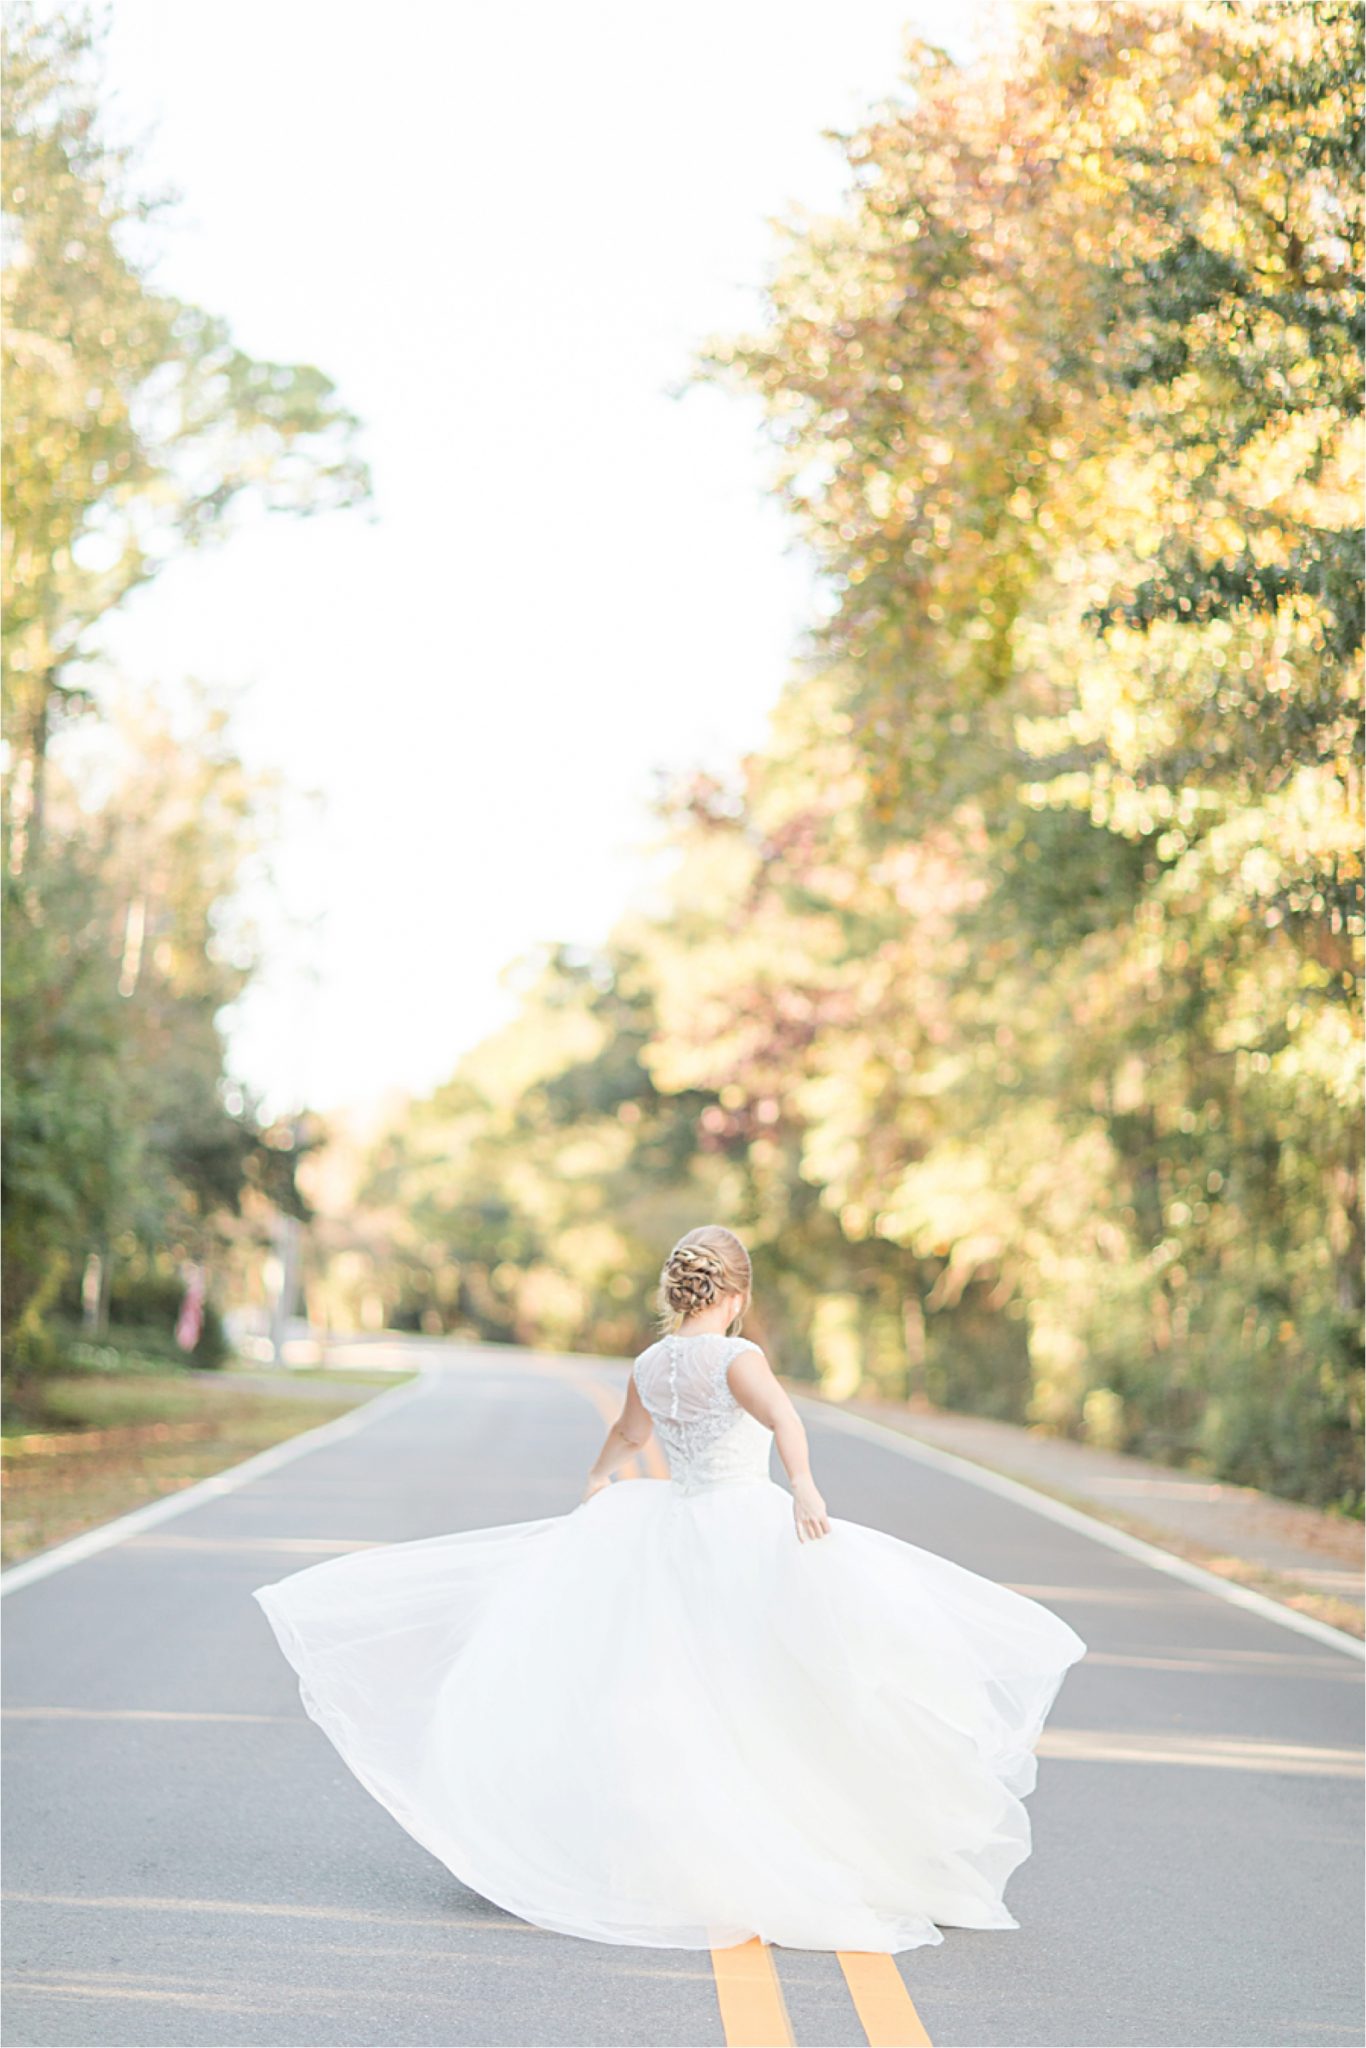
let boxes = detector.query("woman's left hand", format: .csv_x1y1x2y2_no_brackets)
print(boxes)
791,1475,831,1542
580,1475,611,1505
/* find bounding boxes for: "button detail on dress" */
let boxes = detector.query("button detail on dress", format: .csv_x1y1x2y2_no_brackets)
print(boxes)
633,1332,770,1494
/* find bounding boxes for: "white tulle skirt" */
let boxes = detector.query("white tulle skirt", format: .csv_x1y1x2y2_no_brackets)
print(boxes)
252,1473,1087,1953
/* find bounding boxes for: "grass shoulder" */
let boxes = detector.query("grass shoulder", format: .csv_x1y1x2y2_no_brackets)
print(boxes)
2,1337,418,1568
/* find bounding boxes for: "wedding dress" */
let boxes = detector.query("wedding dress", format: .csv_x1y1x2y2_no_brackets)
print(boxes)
252,1333,1086,1953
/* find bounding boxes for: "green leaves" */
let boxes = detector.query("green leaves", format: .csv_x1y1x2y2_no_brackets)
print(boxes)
1,6,368,1369
1,4,371,758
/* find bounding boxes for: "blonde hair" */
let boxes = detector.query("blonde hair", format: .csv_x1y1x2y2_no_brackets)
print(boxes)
656,1225,752,1336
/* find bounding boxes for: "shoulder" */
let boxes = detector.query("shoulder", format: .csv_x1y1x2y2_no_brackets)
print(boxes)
722,1338,782,1423
724,1336,768,1379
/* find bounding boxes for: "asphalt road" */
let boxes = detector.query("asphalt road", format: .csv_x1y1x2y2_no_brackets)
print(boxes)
3,1340,1362,2048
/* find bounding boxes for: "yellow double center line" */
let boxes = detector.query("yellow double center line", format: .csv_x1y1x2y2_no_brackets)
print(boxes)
710,1938,930,2047
571,1371,932,2046
836,1952,933,2047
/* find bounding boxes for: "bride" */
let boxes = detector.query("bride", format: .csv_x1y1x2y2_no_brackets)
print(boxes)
253,1225,1086,1954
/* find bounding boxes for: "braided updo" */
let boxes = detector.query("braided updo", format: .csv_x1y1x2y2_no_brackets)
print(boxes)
657,1225,752,1335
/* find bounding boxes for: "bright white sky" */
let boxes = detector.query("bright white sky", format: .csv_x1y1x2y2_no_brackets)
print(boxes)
90,0,987,1117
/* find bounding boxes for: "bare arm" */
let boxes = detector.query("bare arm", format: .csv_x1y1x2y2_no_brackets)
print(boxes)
727,1346,832,1542
580,1374,653,1503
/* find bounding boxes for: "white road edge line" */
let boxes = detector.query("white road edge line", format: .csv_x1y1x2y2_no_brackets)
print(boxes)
797,1397,1366,1664
0,1367,437,1598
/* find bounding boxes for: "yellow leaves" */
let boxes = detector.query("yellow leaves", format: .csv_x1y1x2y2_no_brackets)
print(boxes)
464,990,604,1108
1272,1003,1366,1110
863,470,893,521
1022,770,1089,812
359,0,1362,1473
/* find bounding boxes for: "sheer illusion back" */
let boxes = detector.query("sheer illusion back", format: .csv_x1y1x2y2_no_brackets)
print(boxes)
633,1332,771,1494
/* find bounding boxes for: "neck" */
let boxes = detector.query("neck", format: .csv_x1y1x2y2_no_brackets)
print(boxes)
678,1308,733,1337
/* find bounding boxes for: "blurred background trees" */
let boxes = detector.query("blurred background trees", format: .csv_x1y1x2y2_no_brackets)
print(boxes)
4,0,1359,1513
1,4,368,1382
349,0,1362,1509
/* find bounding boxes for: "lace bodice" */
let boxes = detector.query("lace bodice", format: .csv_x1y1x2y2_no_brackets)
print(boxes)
632,1332,772,1495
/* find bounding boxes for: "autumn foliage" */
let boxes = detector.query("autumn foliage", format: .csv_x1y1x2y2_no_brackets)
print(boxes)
360,1,1362,1511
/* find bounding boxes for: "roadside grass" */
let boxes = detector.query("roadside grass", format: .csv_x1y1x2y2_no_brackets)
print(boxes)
1,1353,418,1568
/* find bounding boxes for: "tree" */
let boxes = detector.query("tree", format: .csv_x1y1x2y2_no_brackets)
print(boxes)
2,3,369,864
0,691,310,1374
1,4,370,1370
344,0,1362,1507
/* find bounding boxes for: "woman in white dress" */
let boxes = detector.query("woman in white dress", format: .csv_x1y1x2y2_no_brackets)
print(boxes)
253,1225,1086,1954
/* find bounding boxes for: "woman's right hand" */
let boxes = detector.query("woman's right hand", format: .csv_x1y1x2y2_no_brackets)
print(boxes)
791,1476,831,1543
